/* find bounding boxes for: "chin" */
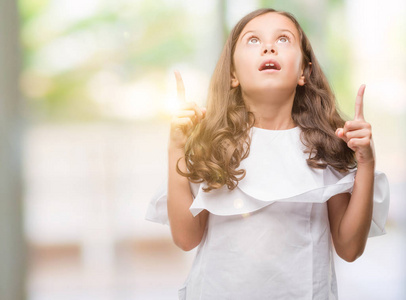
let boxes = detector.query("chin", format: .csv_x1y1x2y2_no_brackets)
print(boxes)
255,84,292,94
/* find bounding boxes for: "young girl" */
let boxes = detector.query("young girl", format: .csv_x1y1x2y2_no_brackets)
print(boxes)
146,8,389,299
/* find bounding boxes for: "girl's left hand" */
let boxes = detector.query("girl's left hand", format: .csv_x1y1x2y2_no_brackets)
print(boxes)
335,84,375,166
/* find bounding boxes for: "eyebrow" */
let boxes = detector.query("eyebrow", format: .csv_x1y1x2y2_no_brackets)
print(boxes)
240,28,296,41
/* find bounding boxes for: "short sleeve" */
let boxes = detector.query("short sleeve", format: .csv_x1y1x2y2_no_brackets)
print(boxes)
145,179,169,225
145,179,200,226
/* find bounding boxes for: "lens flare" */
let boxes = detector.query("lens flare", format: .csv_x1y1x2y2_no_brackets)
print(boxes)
164,94,180,115
233,198,244,209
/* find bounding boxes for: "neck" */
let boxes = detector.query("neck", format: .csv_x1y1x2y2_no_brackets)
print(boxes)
242,88,297,130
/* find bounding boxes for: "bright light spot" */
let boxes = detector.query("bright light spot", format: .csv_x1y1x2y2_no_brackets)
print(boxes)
87,71,163,119
241,213,251,218
165,94,180,115
233,198,243,209
166,66,209,107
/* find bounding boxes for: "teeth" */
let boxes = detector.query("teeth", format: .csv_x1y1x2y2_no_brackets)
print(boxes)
265,63,275,67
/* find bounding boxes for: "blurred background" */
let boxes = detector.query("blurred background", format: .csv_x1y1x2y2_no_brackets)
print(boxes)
1,0,405,299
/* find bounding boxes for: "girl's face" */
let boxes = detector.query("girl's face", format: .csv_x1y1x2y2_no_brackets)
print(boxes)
231,12,305,96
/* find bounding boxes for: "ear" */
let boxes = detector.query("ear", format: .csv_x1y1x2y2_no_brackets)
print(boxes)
230,71,240,88
298,62,312,86
298,74,306,86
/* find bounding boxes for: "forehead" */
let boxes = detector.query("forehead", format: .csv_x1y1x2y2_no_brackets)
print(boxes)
241,12,299,38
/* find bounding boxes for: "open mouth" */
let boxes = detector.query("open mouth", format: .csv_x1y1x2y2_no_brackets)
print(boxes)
258,59,281,71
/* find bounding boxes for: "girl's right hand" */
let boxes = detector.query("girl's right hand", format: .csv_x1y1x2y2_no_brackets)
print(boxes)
169,71,206,150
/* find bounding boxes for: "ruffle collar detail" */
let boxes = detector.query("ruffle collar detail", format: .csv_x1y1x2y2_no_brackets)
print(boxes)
146,126,390,237
190,126,349,215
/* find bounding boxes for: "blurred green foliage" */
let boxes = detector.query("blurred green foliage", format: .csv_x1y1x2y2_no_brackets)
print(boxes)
19,0,194,122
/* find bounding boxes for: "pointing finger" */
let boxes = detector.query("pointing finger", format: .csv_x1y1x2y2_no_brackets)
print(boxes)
354,84,366,120
174,70,186,103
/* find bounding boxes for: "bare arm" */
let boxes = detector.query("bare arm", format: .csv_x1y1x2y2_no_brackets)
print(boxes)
168,146,209,251
167,71,209,251
328,161,374,262
328,84,375,262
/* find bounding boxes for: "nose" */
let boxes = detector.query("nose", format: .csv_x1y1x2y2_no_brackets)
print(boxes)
263,45,276,55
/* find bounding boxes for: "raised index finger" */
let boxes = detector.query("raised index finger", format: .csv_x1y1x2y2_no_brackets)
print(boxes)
354,84,366,120
174,70,186,103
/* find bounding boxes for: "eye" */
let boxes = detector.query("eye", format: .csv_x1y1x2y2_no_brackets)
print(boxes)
248,36,260,44
277,35,290,43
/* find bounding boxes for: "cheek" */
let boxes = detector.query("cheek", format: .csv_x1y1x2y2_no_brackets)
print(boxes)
233,52,253,79
292,48,304,68
285,52,303,74
295,53,304,69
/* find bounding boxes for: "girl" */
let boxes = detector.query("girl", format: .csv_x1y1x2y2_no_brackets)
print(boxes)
146,8,389,300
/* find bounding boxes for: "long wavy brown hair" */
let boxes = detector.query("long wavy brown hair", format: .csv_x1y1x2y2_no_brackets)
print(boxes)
178,8,357,192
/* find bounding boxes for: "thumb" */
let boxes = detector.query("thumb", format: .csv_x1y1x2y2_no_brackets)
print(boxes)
201,107,207,118
335,128,348,142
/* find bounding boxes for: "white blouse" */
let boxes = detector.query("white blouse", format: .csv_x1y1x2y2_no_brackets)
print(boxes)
146,126,390,300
